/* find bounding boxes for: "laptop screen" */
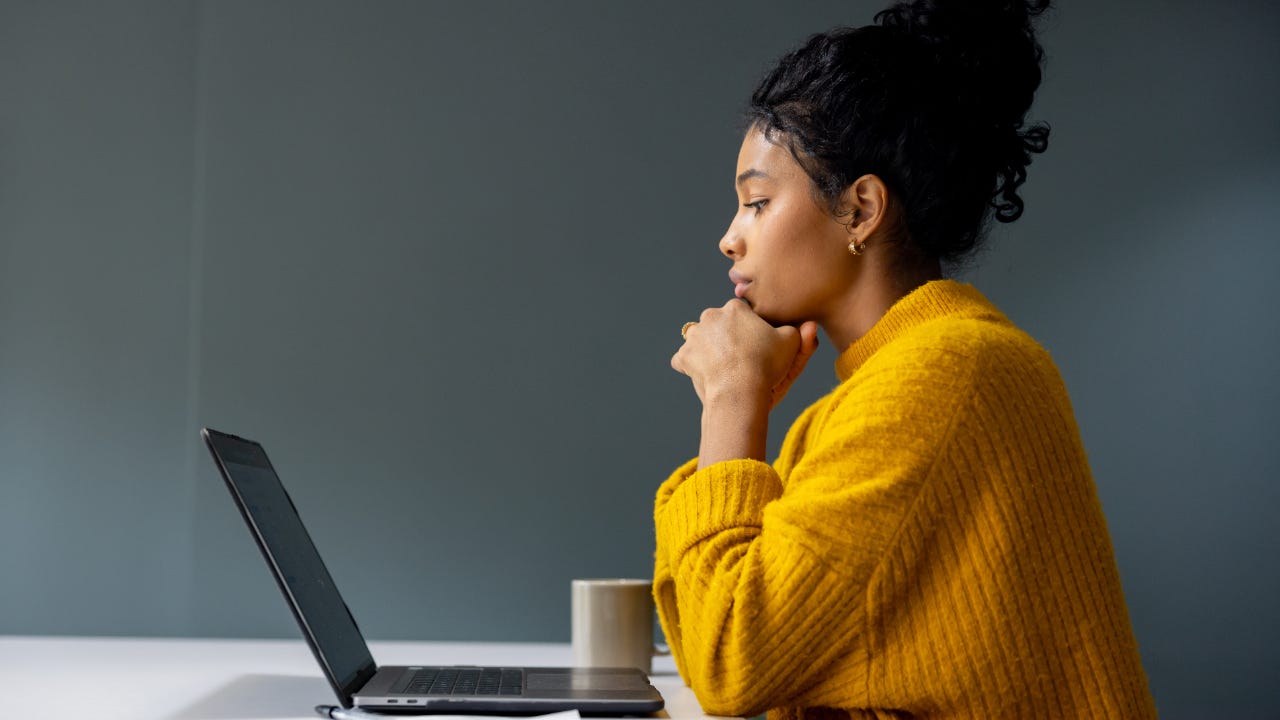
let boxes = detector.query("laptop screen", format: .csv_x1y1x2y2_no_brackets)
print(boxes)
204,429,377,705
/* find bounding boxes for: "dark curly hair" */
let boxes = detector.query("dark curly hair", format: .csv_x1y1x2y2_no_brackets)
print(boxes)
746,0,1052,266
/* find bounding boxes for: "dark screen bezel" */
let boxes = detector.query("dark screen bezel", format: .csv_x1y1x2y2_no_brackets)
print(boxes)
201,427,378,709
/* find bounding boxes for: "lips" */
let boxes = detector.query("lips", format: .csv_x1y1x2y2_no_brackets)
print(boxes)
729,270,751,298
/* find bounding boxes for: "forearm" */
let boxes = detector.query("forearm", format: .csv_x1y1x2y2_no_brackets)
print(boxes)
697,388,770,470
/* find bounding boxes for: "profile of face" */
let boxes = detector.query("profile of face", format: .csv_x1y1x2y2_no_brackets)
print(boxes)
720,126,860,327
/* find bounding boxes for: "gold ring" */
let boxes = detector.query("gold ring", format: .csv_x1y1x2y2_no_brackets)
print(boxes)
681,321,698,339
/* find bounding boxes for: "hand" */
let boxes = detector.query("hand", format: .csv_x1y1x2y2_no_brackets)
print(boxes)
671,300,820,411
672,301,819,467
768,318,820,409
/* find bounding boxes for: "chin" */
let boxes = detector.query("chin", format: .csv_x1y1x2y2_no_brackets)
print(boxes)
745,293,802,326
754,301,815,328
753,306,795,328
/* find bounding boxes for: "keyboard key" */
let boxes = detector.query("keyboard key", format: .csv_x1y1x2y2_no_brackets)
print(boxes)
400,666,522,697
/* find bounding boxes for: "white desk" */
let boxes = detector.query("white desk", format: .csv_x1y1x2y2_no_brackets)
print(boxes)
0,636,729,720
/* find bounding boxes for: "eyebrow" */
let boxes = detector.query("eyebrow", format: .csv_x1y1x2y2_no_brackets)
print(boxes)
736,168,770,187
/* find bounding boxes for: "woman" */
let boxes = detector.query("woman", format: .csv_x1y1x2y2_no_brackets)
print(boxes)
656,1,1157,718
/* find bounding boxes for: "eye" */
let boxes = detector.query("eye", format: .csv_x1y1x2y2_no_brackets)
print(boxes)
743,200,768,214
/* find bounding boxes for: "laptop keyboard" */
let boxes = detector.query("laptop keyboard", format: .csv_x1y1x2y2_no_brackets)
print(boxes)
403,667,523,696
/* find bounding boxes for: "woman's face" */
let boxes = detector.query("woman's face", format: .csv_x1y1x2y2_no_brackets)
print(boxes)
719,126,856,327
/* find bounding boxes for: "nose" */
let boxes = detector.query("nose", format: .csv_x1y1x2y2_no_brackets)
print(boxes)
719,223,742,260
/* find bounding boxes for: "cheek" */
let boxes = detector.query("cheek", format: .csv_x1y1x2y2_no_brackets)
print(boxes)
761,204,813,250
770,206,841,265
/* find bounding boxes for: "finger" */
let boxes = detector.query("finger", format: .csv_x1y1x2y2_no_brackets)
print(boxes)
773,322,818,396
797,321,820,360
772,323,802,353
671,350,687,375
787,330,817,376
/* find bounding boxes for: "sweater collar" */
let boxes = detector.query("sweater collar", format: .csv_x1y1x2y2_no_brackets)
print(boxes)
834,280,1003,381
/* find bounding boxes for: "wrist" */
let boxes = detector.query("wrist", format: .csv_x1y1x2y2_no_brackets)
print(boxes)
697,391,769,469
701,378,771,412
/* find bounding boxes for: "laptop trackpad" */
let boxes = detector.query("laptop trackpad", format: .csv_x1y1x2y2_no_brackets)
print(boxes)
527,670,649,691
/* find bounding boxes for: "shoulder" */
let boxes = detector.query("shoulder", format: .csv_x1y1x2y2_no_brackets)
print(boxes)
829,313,1061,430
867,312,1052,380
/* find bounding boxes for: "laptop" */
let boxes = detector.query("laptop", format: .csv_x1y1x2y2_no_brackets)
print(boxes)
202,428,664,714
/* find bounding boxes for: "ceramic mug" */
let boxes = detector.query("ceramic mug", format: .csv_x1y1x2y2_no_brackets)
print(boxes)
571,578,670,674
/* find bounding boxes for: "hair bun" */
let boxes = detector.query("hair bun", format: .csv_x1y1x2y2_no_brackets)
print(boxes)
876,0,1049,124
876,0,1052,221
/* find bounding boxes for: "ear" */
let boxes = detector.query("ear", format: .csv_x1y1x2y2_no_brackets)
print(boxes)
836,174,892,244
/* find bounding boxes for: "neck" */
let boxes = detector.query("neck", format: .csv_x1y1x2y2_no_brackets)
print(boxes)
821,257,942,351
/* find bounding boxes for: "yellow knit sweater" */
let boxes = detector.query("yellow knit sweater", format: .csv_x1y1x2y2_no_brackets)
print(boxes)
653,280,1157,719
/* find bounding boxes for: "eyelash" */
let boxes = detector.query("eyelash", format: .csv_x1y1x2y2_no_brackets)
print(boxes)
743,200,768,214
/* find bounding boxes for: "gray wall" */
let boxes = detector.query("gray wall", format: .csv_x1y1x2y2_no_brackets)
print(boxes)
1,1,1276,716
